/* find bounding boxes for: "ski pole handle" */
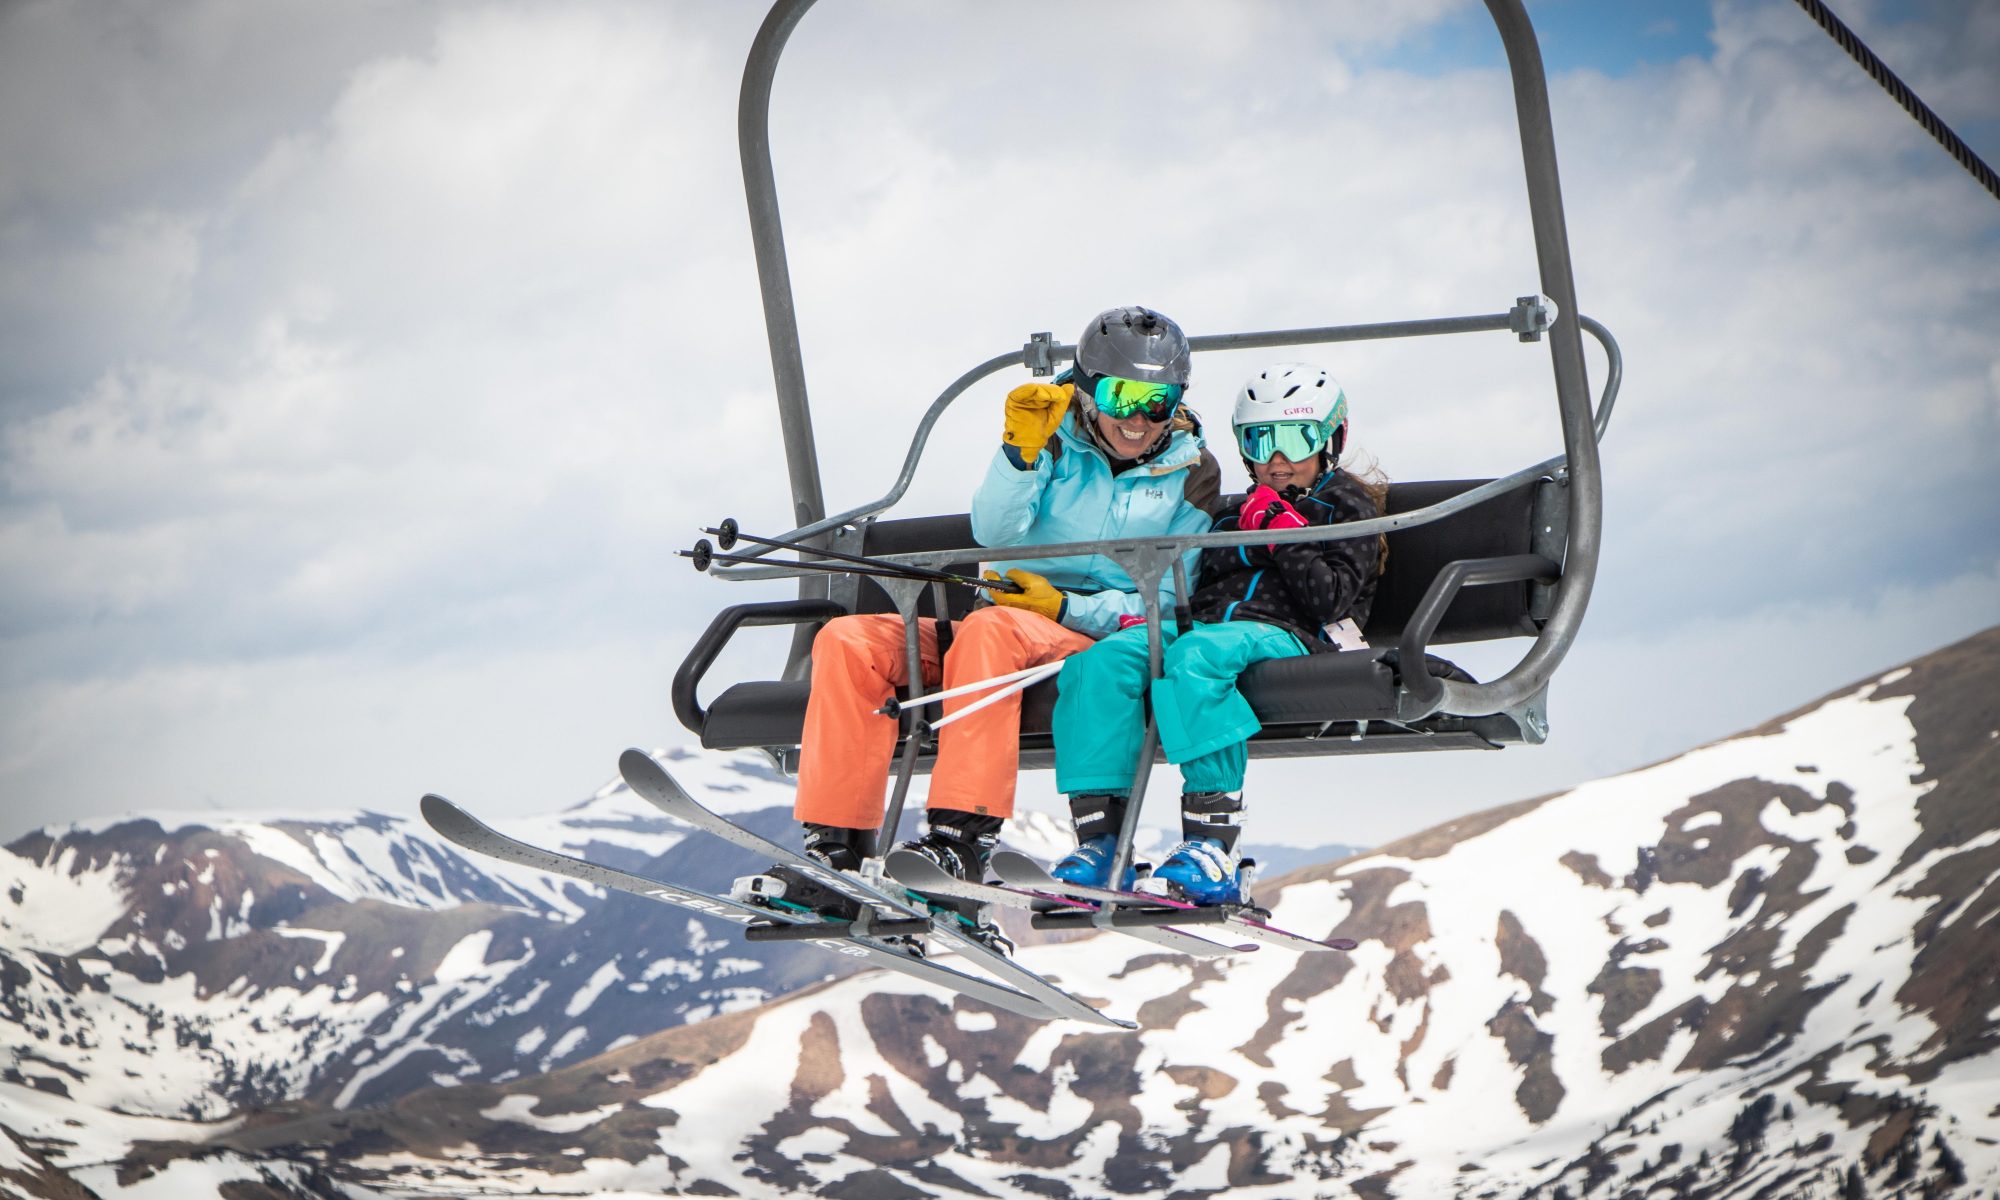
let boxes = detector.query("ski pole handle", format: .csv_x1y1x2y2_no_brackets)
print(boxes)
681,545,960,587
697,522,1023,594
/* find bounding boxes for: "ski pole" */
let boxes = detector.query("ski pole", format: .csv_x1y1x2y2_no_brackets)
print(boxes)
927,660,1065,731
680,541,1023,594
701,519,1022,594
682,543,929,581
877,661,1059,717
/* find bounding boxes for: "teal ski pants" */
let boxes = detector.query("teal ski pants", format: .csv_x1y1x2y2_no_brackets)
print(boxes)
1052,620,1308,797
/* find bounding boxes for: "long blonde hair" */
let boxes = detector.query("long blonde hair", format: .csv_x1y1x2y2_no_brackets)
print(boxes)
1337,451,1392,573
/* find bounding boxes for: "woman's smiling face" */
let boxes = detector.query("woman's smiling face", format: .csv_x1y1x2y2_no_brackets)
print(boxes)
1093,407,1172,460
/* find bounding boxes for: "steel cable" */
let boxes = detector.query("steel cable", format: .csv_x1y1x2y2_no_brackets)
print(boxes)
1792,0,1999,203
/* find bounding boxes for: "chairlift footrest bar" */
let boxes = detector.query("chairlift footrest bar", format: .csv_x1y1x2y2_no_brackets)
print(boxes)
885,850,1249,958
1032,906,1226,931
743,917,932,942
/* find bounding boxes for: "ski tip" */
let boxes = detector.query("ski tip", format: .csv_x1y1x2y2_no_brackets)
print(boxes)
987,850,1045,886
1328,937,1359,951
883,848,950,887
617,746,658,782
419,793,481,841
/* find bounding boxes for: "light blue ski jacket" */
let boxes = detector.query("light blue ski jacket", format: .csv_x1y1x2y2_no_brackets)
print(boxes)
971,410,1220,639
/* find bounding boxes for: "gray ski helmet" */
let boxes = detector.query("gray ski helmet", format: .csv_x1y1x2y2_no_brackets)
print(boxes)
1074,306,1192,388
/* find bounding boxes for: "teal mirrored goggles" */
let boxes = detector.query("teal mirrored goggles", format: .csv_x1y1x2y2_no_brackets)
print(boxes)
1091,374,1185,422
1236,420,1329,464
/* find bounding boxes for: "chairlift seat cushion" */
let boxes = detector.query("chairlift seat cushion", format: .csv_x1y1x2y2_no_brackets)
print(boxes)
699,647,1464,752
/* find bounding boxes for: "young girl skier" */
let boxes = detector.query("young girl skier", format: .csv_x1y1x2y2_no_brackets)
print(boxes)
1045,362,1387,905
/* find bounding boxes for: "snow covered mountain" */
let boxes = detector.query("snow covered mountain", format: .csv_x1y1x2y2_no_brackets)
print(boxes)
0,739,1357,1193
7,628,1996,1197
0,749,862,1125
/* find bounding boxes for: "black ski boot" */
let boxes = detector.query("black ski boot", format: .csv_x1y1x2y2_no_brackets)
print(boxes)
733,823,875,920
894,810,1014,955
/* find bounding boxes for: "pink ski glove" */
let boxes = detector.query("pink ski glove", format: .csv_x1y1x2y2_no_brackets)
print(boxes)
1240,485,1308,549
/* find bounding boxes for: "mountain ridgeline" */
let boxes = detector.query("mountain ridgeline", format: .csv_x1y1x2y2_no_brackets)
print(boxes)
3,628,1997,1197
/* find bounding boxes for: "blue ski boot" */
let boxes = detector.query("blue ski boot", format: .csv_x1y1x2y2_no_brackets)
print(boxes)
1051,836,1143,890
1134,791,1252,906
1136,837,1252,906
1050,794,1138,890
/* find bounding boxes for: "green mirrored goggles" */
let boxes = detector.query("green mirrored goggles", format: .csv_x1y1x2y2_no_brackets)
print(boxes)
1092,375,1184,421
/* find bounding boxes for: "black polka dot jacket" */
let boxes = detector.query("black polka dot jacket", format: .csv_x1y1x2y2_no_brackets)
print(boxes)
1187,468,1383,652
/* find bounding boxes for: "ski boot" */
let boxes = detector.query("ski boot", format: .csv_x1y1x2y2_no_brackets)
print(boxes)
1135,838,1255,906
893,810,1013,955
732,822,873,921
1050,794,1141,890
1134,792,1254,907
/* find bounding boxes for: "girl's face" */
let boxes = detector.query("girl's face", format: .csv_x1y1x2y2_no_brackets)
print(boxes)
1252,450,1320,492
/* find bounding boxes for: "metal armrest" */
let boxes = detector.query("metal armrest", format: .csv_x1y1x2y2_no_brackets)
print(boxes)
1395,554,1560,718
673,598,848,735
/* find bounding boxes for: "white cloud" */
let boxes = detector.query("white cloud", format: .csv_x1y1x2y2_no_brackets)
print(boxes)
0,1,1994,841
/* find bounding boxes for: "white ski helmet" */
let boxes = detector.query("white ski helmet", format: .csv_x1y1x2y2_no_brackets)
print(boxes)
1232,363,1349,467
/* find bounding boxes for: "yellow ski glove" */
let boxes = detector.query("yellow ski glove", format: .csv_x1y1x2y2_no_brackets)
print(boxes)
1002,382,1073,464
985,568,1065,622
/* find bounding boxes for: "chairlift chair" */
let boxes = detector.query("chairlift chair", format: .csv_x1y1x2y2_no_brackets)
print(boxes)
673,0,1615,866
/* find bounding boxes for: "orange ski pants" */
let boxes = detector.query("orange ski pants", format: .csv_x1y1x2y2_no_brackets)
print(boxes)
793,605,1095,829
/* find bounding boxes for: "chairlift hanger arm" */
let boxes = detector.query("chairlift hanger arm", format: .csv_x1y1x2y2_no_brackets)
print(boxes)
1463,0,1601,721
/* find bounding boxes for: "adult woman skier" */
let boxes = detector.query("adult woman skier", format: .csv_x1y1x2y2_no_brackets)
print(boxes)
1045,362,1387,905
754,306,1221,942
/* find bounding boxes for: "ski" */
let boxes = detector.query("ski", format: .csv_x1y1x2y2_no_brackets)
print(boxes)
990,851,1359,954
617,749,1136,1030
418,794,1062,1023
884,850,1254,959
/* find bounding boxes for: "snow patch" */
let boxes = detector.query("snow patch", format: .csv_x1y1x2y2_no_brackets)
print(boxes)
0,844,130,955
271,926,344,975
478,1094,624,1133
565,959,623,1017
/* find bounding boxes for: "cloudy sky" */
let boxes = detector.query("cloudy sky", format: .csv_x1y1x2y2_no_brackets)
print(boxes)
2,0,1994,849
